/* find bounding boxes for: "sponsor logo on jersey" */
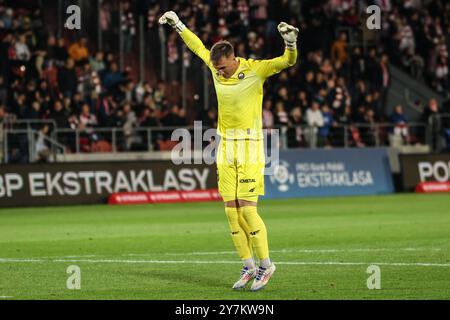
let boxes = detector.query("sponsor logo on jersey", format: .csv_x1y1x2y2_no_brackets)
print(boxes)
240,178,256,183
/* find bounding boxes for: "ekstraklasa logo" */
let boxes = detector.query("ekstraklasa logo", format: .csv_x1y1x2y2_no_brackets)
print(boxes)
269,160,295,192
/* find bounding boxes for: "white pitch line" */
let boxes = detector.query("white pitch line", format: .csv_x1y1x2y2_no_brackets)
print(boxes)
0,259,43,262
131,247,443,256
63,255,98,258
4,247,444,260
0,296,14,299
0,258,450,267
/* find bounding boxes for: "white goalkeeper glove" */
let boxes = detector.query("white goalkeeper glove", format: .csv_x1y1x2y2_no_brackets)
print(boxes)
158,11,186,33
277,22,299,49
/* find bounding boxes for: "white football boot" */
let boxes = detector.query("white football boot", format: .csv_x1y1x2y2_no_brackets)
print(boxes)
250,264,276,291
232,266,257,290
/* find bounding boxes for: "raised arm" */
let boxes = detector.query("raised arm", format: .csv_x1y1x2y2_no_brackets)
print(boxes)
253,22,299,79
159,11,211,67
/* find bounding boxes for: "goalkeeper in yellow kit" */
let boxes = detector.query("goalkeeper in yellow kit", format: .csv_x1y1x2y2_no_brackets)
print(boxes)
159,11,298,291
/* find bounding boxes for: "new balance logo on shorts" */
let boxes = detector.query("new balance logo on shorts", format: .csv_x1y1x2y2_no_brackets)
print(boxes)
249,188,255,193
250,230,260,236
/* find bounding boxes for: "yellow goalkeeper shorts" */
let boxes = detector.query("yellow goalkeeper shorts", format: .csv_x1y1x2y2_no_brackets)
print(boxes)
217,138,265,201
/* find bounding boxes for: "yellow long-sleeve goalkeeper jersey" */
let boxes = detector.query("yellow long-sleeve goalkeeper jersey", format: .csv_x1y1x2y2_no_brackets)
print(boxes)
180,28,297,139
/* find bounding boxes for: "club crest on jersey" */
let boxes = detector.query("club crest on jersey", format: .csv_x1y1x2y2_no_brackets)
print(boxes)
238,72,245,80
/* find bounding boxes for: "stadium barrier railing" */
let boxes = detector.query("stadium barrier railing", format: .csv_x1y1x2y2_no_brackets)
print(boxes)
0,122,434,164
1,118,60,163
429,113,450,152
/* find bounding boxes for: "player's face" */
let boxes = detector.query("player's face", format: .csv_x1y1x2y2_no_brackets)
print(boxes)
213,55,238,79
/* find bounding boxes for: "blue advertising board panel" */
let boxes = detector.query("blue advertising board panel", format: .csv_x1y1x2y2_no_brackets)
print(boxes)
264,148,394,199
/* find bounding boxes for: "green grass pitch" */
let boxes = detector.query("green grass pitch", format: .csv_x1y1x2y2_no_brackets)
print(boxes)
0,193,449,300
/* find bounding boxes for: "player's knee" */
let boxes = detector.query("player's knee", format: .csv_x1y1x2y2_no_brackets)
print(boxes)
240,205,257,221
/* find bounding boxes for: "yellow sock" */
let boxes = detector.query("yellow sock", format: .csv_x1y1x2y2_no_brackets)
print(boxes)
237,207,253,258
241,206,269,260
224,207,252,260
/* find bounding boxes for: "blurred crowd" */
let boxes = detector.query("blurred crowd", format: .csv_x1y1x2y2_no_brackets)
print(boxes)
1,0,450,162
381,0,450,95
0,0,190,160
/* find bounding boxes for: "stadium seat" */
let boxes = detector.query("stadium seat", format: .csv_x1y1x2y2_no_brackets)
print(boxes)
79,137,91,152
91,140,113,153
157,140,179,151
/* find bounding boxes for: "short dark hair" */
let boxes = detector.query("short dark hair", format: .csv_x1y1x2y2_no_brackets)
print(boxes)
210,41,234,64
